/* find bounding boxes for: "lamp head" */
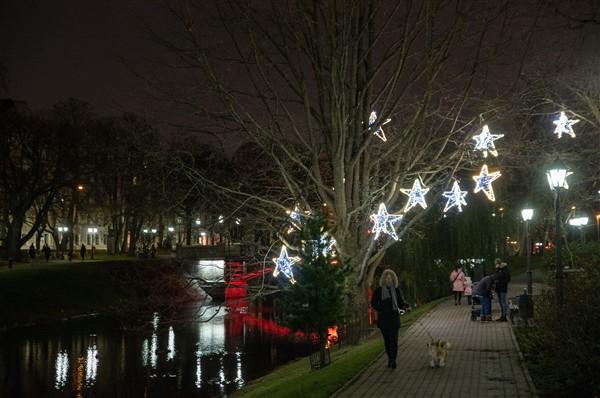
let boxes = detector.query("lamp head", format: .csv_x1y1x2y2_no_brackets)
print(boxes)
521,208,534,221
546,158,571,190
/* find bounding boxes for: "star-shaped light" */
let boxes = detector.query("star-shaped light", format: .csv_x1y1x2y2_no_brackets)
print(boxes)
306,233,336,258
369,203,402,241
368,111,391,142
272,246,300,284
286,205,303,233
472,164,502,202
400,178,430,212
442,181,468,213
473,125,504,158
319,233,336,257
552,111,579,139
287,206,302,223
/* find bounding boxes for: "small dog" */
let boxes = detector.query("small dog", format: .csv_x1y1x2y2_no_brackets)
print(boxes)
509,300,519,324
428,339,451,368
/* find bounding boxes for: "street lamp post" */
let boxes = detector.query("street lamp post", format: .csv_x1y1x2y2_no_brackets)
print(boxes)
521,208,534,297
546,159,571,307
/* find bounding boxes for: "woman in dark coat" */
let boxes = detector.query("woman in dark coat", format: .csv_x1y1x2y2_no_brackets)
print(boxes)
371,269,409,369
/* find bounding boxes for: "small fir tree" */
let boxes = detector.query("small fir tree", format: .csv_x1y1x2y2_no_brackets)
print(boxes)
279,215,347,367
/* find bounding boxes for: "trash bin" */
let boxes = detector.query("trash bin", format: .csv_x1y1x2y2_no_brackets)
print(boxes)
518,290,533,320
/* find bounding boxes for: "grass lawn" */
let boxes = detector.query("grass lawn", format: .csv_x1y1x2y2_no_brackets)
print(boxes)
233,297,447,398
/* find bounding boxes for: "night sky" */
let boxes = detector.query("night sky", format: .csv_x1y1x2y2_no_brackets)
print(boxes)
0,0,169,115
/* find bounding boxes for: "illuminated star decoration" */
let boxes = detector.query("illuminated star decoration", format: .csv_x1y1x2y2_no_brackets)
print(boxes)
369,203,402,241
442,181,468,213
400,178,430,212
472,164,502,202
318,233,336,257
472,124,504,158
552,111,579,139
286,206,303,233
272,246,301,284
368,111,391,142
287,206,302,223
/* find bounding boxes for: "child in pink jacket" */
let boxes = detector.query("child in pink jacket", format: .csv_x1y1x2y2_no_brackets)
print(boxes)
464,276,473,305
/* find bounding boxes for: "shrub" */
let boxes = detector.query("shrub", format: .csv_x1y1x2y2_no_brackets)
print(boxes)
516,251,600,397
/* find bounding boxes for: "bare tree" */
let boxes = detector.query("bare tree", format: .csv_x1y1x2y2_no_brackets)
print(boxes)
152,0,544,319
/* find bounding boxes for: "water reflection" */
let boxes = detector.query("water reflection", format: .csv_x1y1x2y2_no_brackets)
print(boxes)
54,350,69,390
195,346,203,388
4,291,312,397
168,326,176,361
236,351,244,389
198,306,226,354
85,341,98,385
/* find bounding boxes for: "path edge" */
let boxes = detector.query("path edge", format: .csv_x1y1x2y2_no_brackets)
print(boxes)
509,324,539,398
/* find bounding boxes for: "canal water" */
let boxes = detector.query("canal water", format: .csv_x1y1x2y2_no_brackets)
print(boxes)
0,260,313,397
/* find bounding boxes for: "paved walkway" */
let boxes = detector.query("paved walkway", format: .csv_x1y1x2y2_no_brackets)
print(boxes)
334,273,545,398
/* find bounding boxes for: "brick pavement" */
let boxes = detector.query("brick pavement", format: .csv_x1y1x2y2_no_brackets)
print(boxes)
334,280,539,398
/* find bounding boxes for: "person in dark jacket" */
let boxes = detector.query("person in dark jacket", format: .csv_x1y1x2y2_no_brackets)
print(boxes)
80,244,87,261
42,243,51,262
494,258,511,322
472,273,499,322
29,243,36,260
371,269,409,369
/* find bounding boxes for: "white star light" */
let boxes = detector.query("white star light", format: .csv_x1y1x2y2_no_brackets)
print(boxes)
472,164,502,202
272,246,300,284
473,125,504,158
400,178,430,212
369,203,402,241
319,234,336,257
286,205,303,233
307,234,336,258
442,181,468,213
287,206,302,222
553,111,579,138
368,111,391,142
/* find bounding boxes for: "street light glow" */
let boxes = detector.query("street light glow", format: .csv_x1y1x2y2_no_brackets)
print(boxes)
195,219,201,225
168,227,175,232
569,217,589,227
546,159,571,190
87,227,98,233
521,208,534,221
143,229,149,233
151,228,157,233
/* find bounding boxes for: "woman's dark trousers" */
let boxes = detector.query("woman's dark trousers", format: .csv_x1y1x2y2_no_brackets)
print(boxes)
380,327,399,364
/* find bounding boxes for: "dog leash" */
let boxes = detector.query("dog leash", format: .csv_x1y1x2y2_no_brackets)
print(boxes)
413,316,436,342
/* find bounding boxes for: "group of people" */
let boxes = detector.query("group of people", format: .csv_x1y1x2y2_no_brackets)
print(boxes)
450,258,511,322
28,243,94,262
371,259,512,369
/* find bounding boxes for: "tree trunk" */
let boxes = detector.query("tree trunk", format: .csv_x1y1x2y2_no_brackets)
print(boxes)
6,219,23,261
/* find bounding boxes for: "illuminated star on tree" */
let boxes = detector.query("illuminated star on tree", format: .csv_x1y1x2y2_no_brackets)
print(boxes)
369,203,402,241
442,181,468,213
287,206,302,223
472,164,502,202
472,125,504,158
286,205,303,233
272,246,301,284
368,111,391,142
400,178,430,212
552,111,579,139
319,234,336,257
307,233,336,258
